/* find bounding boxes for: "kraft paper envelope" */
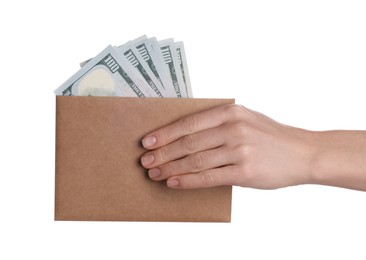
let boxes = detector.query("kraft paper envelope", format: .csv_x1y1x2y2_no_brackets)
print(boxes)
55,96,234,222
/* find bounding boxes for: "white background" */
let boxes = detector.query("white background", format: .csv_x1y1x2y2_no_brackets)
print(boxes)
0,0,365,259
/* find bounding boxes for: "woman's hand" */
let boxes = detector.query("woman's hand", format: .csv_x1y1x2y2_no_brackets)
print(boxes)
140,104,316,189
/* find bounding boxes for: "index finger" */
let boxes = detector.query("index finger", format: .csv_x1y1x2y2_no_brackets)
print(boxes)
141,104,239,150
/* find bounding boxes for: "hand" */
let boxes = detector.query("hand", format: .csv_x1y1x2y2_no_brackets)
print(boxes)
140,104,315,189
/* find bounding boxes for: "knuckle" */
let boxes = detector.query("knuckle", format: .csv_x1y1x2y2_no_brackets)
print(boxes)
180,115,197,133
235,154,257,186
157,147,169,163
227,122,248,139
181,134,197,152
223,104,245,120
200,172,215,187
189,153,204,171
158,128,170,144
234,144,250,160
160,163,174,178
236,121,250,136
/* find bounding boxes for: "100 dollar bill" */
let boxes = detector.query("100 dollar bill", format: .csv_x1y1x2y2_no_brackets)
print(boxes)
175,41,193,98
55,36,193,98
130,36,176,97
55,45,158,97
118,42,166,97
159,39,188,98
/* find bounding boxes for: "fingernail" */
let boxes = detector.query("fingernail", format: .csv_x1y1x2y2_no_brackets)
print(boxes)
167,179,179,187
141,154,154,166
142,136,157,148
148,168,161,178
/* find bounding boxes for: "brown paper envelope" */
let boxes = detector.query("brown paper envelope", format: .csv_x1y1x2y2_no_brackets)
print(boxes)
55,96,234,222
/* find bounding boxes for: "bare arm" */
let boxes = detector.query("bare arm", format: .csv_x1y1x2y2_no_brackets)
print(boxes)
140,104,366,191
309,130,366,190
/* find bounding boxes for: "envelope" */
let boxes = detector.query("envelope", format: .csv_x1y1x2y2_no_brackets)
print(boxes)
55,96,234,222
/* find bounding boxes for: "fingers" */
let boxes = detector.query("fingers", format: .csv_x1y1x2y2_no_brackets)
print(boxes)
140,104,254,189
166,166,238,189
141,126,227,169
141,104,241,150
147,146,235,181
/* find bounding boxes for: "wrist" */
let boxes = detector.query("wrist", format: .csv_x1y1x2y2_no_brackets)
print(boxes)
308,130,366,190
277,126,321,187
293,128,321,186
307,130,329,185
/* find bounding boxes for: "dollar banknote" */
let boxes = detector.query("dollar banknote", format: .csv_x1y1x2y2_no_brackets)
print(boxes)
118,42,166,97
158,39,188,98
130,36,177,97
175,41,193,98
55,35,193,98
55,45,158,97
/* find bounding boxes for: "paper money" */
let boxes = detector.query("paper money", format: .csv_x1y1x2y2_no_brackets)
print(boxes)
119,43,166,97
55,45,158,97
175,41,193,98
55,35,193,98
158,39,188,98
130,36,177,97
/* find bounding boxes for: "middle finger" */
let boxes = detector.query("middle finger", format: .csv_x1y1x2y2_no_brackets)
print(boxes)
141,126,226,169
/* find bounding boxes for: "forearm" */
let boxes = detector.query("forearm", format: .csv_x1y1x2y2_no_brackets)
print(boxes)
310,130,366,191
141,103,366,191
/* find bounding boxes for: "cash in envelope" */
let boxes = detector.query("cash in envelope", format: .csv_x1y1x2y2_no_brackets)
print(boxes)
54,35,193,98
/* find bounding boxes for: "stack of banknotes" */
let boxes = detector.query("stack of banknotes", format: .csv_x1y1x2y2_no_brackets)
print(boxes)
54,35,192,98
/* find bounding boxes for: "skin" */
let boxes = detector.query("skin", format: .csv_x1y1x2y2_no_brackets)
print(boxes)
140,104,366,191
